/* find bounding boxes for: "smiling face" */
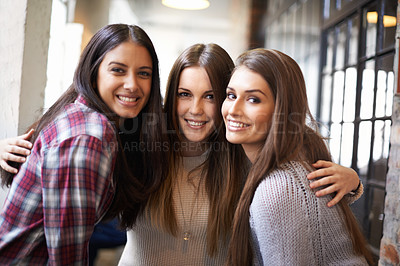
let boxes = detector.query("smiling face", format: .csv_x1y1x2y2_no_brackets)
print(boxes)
222,66,275,157
97,41,152,119
176,66,217,145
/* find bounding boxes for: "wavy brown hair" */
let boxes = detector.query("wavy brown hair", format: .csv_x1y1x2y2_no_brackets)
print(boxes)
0,24,168,227
226,49,373,265
146,43,248,256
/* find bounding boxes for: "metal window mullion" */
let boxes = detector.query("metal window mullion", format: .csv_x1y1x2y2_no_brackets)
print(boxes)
352,5,366,171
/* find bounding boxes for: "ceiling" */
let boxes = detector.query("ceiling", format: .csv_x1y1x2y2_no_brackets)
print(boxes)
128,0,238,30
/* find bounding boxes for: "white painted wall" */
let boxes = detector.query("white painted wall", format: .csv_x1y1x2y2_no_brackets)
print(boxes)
0,0,26,139
0,0,52,207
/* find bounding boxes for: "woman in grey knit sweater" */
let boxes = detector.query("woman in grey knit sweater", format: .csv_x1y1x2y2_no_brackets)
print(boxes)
223,48,373,265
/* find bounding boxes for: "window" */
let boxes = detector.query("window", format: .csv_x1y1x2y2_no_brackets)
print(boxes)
318,0,397,256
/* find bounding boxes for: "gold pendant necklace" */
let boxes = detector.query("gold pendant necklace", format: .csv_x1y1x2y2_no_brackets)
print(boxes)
177,183,195,241
176,155,206,242
177,177,203,241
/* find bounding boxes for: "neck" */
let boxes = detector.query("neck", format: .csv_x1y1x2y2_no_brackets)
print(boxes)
241,144,261,164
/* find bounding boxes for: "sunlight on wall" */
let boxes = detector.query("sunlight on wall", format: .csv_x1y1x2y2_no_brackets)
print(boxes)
44,0,83,111
109,0,139,25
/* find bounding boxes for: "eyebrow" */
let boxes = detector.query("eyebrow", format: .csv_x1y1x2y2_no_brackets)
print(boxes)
108,62,153,70
178,88,213,94
227,87,266,96
108,62,127,67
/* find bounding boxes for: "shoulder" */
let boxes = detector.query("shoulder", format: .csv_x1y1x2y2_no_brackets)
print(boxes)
41,96,117,147
255,161,311,193
251,161,312,211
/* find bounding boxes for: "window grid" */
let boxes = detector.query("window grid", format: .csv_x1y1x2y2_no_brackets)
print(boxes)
318,0,396,256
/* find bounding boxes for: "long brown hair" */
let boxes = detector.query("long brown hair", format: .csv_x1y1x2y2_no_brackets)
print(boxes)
227,49,373,265
147,43,248,256
0,24,168,227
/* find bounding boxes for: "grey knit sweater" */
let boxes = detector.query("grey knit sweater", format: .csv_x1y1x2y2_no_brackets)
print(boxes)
250,161,368,266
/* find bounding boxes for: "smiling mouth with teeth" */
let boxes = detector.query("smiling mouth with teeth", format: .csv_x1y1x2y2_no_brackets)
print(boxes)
229,120,249,128
118,96,139,102
186,120,207,126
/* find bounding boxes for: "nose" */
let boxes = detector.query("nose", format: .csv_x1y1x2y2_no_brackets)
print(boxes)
189,98,204,116
227,97,242,117
124,72,138,91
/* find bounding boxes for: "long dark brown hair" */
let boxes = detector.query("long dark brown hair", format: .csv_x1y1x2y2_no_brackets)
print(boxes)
0,24,168,227
227,49,373,265
146,43,248,256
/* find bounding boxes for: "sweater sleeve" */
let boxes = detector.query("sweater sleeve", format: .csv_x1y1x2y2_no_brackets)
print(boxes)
249,167,318,265
344,180,364,204
41,134,116,265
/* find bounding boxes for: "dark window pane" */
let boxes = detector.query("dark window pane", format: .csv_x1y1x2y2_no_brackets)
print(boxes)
383,0,397,50
368,187,385,249
330,0,336,17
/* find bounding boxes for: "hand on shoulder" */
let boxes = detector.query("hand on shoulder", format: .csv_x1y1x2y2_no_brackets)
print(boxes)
0,129,34,174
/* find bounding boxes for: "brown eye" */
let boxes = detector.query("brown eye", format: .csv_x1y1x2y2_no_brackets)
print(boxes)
227,92,236,100
248,97,260,103
111,67,124,73
178,92,190,97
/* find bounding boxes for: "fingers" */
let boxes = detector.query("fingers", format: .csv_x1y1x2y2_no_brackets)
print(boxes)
3,152,27,163
314,184,338,197
309,176,333,189
6,143,31,157
9,138,32,150
314,185,345,207
0,160,19,174
326,192,345,207
19,129,35,141
311,160,333,169
307,168,332,180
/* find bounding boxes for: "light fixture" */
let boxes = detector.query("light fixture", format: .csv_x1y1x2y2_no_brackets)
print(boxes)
366,11,397,27
162,0,210,10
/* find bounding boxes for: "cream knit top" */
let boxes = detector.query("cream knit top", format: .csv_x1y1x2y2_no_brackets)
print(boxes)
118,153,228,265
250,161,368,265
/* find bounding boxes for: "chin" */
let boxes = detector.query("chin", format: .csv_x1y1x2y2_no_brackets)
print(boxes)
225,135,243,145
119,112,140,119
185,136,207,143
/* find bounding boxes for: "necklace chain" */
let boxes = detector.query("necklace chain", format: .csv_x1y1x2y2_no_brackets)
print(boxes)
176,178,200,241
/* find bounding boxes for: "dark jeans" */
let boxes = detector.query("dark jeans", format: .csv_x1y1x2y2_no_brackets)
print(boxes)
89,219,127,266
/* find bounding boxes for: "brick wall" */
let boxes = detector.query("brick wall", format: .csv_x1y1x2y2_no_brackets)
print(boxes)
379,2,400,264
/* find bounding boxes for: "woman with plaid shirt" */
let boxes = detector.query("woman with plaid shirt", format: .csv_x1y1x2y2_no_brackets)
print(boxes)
0,24,167,265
